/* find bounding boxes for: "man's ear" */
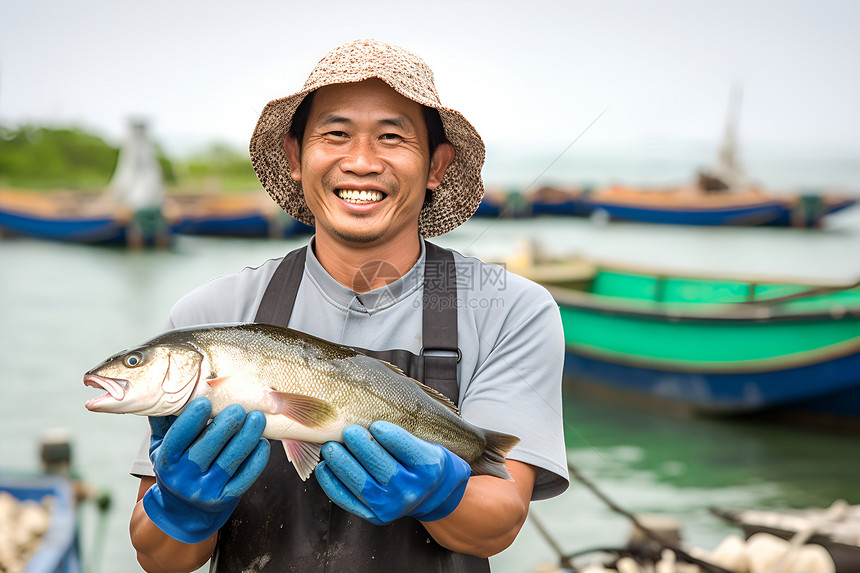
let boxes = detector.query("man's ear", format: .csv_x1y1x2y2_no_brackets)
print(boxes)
283,135,302,181
427,142,455,190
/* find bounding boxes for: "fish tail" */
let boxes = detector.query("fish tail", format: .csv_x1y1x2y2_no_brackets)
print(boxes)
471,430,520,480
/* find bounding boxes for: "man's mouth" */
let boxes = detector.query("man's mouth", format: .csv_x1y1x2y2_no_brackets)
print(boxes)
336,189,385,204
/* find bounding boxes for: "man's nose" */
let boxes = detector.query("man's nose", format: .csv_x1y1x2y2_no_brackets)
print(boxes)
339,139,384,175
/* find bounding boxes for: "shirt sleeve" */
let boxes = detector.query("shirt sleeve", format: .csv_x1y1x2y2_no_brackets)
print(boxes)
130,432,154,478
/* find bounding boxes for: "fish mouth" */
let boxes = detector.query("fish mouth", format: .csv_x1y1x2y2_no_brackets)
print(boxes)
84,374,128,410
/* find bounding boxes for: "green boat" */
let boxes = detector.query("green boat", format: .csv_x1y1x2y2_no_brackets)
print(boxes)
528,260,860,422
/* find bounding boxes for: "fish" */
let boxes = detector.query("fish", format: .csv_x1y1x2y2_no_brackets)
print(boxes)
83,323,520,481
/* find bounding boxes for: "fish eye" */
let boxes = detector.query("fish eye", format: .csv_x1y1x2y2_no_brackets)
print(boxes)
123,352,144,368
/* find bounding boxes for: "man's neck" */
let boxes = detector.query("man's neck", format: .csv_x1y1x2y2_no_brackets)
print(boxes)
312,231,422,293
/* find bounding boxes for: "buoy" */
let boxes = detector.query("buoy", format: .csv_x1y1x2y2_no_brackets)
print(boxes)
705,533,750,572
745,533,835,573
616,556,644,573
655,548,677,573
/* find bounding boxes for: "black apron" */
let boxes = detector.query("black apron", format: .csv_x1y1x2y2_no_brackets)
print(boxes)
211,242,490,573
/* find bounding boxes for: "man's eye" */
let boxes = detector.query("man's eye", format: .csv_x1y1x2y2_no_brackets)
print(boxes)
380,133,402,141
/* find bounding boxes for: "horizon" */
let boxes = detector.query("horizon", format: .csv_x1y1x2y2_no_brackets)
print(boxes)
4,120,859,191
1,0,858,159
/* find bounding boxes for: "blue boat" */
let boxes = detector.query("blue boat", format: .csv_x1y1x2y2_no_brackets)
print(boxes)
170,213,313,238
171,212,272,237
0,190,314,244
0,205,128,243
584,189,856,227
582,195,791,226
0,190,169,247
166,193,313,238
530,261,860,425
0,475,80,573
530,199,585,217
0,120,173,247
530,185,857,228
472,196,504,217
471,190,531,219
527,88,859,228
765,195,859,228
527,186,590,217
167,193,276,238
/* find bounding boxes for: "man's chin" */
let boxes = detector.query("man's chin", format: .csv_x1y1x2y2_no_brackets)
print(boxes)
324,222,388,245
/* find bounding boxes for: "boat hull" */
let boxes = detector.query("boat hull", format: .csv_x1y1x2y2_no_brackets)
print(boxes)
171,214,314,238
165,194,314,238
579,199,790,226
171,213,272,238
562,348,860,418
528,188,857,227
548,267,860,422
0,207,128,243
531,199,588,217
0,191,170,246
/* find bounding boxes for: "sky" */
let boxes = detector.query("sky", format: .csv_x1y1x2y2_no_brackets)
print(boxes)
1,0,859,187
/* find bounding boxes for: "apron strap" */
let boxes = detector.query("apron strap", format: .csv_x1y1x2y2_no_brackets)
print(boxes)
253,246,307,324
420,242,460,404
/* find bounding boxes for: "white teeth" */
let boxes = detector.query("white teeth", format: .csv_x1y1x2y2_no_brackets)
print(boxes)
337,189,383,204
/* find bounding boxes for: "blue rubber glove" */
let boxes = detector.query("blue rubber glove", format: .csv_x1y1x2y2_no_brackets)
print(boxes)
143,397,270,544
315,421,471,525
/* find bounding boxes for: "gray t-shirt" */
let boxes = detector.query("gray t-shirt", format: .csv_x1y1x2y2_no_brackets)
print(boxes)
132,238,569,500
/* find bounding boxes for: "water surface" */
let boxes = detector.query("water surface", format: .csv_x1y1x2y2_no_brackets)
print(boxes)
2,210,859,572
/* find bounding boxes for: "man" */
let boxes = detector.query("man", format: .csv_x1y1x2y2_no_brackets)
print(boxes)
129,39,568,572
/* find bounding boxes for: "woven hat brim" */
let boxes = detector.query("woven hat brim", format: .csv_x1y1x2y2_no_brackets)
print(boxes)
249,80,485,238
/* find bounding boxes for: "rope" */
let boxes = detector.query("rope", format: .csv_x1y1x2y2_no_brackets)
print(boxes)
566,460,738,573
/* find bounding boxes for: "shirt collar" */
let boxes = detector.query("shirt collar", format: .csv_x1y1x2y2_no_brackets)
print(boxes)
304,236,426,315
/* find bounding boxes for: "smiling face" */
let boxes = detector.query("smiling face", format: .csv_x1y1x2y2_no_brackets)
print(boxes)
284,79,453,248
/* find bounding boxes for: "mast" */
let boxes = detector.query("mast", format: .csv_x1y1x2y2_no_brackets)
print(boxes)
108,119,165,210
700,84,747,192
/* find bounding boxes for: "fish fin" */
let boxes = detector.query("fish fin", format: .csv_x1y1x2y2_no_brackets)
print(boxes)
412,380,460,415
281,439,322,481
470,430,521,481
269,391,339,428
360,354,460,414
205,376,229,389
376,358,409,377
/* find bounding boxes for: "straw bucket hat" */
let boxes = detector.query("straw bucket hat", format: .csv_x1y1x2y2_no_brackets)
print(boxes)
249,39,486,238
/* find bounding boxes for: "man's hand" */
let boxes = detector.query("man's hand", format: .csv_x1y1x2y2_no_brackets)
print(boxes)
315,421,471,525
143,397,270,544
